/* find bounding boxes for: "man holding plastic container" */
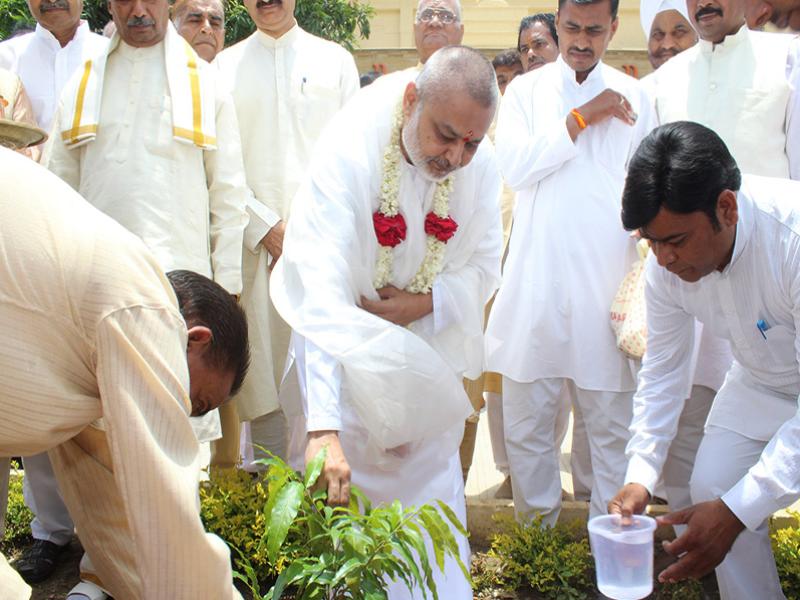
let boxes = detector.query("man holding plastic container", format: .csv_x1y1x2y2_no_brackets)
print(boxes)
609,121,800,599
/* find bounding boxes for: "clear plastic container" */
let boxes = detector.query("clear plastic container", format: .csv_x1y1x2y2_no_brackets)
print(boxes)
588,514,656,600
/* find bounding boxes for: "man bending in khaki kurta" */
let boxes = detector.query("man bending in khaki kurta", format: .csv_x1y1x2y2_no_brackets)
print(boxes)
0,147,248,600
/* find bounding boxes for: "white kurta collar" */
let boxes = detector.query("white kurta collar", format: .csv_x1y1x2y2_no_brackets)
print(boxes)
115,38,164,61
556,54,604,88
720,183,753,276
699,21,748,56
255,22,300,49
33,19,90,52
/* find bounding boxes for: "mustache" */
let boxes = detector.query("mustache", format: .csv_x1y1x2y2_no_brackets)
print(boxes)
653,47,680,58
695,5,723,19
568,46,594,55
39,0,69,11
127,15,156,26
256,0,281,7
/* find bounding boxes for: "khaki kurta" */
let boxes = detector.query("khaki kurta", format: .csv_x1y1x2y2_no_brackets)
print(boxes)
217,25,359,420
0,147,239,599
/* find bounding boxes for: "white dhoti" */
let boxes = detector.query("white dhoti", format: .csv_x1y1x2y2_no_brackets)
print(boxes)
286,407,471,600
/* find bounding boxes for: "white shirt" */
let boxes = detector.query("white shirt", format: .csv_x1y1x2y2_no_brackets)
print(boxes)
270,74,503,465
215,24,359,422
217,24,359,250
0,22,107,131
485,57,656,391
625,176,800,531
45,40,248,295
651,26,800,179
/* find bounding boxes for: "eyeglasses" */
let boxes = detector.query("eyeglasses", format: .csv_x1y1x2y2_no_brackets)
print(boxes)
416,8,458,24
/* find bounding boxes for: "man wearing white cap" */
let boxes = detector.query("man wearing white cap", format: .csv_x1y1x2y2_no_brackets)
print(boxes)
648,0,800,179
640,0,697,71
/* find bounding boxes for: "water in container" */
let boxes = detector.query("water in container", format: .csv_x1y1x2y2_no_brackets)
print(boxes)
588,514,656,600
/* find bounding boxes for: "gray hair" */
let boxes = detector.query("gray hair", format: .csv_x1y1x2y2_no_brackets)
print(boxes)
415,0,462,22
415,45,499,110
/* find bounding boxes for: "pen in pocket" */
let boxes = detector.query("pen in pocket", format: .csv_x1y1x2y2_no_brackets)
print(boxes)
757,319,770,340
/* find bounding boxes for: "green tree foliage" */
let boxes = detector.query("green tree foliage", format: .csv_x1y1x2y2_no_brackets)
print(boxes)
0,0,372,50
223,0,372,49
204,449,469,600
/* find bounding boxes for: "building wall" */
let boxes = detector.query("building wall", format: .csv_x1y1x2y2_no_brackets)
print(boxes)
353,0,652,77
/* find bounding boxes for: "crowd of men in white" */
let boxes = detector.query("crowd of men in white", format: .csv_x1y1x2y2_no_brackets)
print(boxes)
1,0,800,595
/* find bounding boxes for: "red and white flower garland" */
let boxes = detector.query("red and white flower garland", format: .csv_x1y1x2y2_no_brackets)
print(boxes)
372,103,458,294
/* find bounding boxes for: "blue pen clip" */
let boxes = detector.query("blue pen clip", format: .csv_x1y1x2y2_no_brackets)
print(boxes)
757,319,770,340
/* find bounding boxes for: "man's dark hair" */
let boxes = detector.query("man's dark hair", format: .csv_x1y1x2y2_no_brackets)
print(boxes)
492,48,523,69
621,121,742,233
518,13,558,49
556,0,619,20
167,270,250,396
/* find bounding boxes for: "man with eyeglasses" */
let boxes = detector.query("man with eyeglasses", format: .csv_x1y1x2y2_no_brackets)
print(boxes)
414,0,464,65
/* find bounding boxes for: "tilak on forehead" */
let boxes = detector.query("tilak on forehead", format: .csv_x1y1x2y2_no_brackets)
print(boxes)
463,129,474,142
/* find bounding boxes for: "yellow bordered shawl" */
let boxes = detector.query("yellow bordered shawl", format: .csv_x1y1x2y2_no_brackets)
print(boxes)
59,23,216,150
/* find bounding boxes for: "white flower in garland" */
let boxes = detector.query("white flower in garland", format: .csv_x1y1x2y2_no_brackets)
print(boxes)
372,102,457,294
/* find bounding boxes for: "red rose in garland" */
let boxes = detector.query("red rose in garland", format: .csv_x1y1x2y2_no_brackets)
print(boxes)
424,212,458,243
373,211,407,248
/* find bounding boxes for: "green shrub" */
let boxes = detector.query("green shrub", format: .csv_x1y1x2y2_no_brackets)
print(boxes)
2,463,33,551
479,514,594,600
203,451,469,600
773,512,800,600
200,467,276,582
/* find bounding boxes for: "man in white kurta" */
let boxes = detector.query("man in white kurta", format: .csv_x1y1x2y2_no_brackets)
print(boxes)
650,0,800,179
610,121,800,599
216,0,358,465
0,0,107,583
638,0,731,521
485,0,655,526
0,0,106,133
270,47,502,599
0,146,242,600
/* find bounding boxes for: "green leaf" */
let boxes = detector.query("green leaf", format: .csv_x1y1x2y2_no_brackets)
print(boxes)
269,561,305,600
266,481,304,562
304,446,327,489
435,499,469,538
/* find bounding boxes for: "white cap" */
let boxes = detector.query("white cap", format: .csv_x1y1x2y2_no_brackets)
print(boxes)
640,0,691,38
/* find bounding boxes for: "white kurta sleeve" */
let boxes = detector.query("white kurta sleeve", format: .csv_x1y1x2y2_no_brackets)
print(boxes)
338,53,360,106
95,305,238,599
203,91,249,295
297,335,344,432
420,155,503,339
624,257,695,494
42,102,82,190
242,193,282,253
784,37,800,180
495,77,579,191
720,249,800,530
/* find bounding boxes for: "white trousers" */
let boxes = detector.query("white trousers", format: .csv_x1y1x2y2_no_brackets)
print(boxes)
663,385,715,518
569,399,593,502
690,425,785,599
503,377,633,526
243,408,288,471
485,392,509,475
22,452,74,545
